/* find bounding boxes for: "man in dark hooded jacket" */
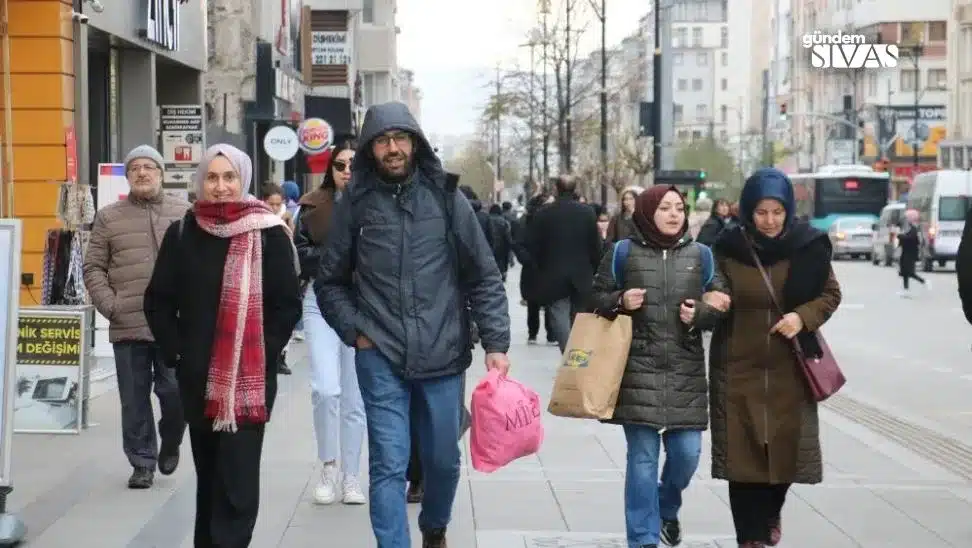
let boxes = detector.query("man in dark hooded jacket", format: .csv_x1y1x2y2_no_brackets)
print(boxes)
315,101,511,548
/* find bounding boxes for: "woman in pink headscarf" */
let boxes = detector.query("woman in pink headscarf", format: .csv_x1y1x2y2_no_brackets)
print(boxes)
897,208,928,296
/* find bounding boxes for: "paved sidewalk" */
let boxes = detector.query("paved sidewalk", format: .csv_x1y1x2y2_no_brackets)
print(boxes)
7,268,972,547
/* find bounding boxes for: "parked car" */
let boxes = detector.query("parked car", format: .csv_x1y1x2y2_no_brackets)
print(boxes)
828,216,875,260
871,202,905,266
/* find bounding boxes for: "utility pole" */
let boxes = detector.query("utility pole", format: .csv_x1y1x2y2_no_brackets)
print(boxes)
565,0,573,171
528,40,537,192
651,0,661,176
598,0,608,206
540,0,550,185
911,39,923,169
495,63,502,202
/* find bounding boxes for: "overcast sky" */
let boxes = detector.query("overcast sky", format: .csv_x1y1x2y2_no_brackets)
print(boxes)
396,0,650,137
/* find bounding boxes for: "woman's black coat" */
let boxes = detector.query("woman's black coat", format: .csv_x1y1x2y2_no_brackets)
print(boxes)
144,213,302,426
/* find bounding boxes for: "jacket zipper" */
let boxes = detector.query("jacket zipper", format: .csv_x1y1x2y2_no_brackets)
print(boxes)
662,248,669,427
764,268,773,482
394,184,410,376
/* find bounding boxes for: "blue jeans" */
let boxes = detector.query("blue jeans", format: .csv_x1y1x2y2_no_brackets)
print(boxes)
355,348,462,547
623,425,703,547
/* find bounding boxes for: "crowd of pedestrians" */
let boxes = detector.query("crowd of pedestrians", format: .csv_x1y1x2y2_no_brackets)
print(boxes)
82,100,842,548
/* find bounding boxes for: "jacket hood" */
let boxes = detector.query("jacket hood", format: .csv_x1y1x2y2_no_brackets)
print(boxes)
353,101,442,186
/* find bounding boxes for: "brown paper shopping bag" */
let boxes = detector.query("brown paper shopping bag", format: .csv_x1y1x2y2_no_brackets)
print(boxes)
547,312,632,419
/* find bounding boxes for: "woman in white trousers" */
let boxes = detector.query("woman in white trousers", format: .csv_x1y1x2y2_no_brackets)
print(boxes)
292,140,367,505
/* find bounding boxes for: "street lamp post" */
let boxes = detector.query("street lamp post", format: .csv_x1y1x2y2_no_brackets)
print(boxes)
539,0,550,186
652,0,662,176
910,40,924,169
589,0,608,206
520,36,539,194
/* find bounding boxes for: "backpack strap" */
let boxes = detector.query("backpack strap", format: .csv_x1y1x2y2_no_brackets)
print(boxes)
611,238,631,288
696,242,715,291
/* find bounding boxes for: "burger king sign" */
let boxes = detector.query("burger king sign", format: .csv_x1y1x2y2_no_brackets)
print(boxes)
297,118,334,155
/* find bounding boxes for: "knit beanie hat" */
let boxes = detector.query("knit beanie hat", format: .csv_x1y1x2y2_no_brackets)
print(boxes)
124,145,165,172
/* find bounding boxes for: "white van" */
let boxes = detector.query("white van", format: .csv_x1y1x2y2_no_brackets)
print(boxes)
906,170,972,271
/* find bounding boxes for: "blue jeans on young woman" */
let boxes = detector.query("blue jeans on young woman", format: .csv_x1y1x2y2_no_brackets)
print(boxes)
355,348,463,548
303,286,366,475
623,425,703,548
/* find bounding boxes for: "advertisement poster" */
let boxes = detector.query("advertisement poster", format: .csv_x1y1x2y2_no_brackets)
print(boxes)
14,314,83,434
873,105,947,163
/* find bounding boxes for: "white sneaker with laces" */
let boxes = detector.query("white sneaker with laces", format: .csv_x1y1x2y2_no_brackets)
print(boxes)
342,474,367,505
313,463,338,505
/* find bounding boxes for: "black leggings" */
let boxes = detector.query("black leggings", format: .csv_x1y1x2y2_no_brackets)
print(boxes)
727,482,790,543
902,272,925,289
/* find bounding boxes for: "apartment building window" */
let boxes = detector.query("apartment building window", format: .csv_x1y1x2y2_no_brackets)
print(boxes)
721,52,728,66
900,69,918,92
721,27,729,48
692,130,702,140
678,79,687,91
363,0,375,23
928,21,946,42
675,28,687,47
867,73,877,97
720,130,728,141
721,78,727,91
692,27,703,47
692,78,702,91
674,104,683,122
696,104,707,118
900,22,922,44
363,72,377,106
928,68,947,88
697,52,707,66
721,104,728,122
673,52,683,65
677,129,689,141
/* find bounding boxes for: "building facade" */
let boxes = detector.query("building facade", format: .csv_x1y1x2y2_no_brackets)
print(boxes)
943,0,972,168
0,0,208,303
786,0,949,182
669,0,730,142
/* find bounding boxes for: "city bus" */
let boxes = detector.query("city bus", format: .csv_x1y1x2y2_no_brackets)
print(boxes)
788,165,892,231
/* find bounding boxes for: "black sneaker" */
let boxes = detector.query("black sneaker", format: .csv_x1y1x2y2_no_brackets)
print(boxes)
421,527,447,548
660,519,682,546
158,442,179,475
278,353,293,375
127,467,154,489
527,338,537,345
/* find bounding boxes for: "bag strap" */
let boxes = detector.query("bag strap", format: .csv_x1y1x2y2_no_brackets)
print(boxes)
744,234,786,317
697,242,714,291
611,238,631,288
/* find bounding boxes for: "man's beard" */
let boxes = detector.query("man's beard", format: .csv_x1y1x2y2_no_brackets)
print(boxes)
377,154,411,183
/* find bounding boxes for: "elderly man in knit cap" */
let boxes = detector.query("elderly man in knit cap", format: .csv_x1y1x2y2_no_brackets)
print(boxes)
83,145,191,489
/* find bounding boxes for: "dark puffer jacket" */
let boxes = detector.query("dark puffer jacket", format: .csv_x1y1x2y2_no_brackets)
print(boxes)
590,236,730,429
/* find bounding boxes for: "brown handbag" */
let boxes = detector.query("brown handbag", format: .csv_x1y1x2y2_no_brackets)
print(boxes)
746,242,846,402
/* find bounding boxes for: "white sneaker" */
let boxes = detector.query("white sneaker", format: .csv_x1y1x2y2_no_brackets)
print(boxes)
342,474,366,505
292,330,305,341
313,463,338,505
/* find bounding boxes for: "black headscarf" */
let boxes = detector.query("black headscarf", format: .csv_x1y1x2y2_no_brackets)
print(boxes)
714,168,832,354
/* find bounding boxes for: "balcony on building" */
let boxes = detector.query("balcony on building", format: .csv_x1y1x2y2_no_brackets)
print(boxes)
304,0,364,10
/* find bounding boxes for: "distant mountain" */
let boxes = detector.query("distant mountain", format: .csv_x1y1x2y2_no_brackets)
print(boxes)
412,67,495,136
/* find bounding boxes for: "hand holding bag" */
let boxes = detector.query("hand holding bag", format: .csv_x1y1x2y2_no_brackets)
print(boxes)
746,240,846,402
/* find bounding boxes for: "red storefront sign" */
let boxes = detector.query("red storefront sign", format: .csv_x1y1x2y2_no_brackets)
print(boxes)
65,125,78,183
892,164,936,185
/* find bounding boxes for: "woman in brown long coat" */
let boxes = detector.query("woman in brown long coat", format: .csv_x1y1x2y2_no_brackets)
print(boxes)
709,168,842,548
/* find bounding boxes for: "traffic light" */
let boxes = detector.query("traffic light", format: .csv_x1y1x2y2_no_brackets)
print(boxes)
779,103,788,120
699,170,706,180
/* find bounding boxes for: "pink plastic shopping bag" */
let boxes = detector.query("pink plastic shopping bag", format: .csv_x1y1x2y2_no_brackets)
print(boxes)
470,369,544,473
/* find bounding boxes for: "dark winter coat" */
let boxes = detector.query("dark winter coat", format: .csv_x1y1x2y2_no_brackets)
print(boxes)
313,102,511,379
589,236,728,429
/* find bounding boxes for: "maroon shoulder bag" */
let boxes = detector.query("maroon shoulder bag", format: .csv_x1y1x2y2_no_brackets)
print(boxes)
746,242,846,402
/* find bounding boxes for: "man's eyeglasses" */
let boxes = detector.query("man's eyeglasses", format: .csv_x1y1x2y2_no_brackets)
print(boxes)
332,160,353,172
128,164,160,174
373,132,410,148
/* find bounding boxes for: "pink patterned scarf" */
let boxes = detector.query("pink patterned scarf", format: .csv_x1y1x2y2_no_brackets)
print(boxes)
193,198,292,432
